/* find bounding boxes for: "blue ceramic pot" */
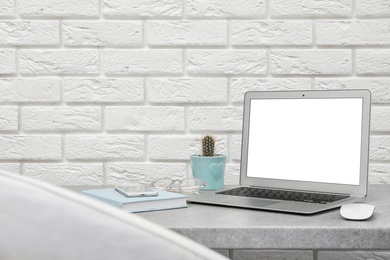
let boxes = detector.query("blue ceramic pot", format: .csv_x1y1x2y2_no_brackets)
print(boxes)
190,154,227,190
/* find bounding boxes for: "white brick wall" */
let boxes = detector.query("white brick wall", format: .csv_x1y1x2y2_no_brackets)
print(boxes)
270,0,352,18
0,50,15,74
103,0,182,18
147,21,227,46
64,78,143,103
22,106,102,132
231,21,312,46
187,50,267,75
271,50,352,75
103,50,183,75
0,21,59,45
0,0,389,185
19,50,99,75
18,0,99,18
63,21,143,47
0,78,60,102
105,106,185,131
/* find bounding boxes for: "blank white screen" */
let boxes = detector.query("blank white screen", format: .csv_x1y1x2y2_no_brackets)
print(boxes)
247,98,363,185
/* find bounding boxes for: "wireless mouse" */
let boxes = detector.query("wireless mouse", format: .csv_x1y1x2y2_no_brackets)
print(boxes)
340,203,376,220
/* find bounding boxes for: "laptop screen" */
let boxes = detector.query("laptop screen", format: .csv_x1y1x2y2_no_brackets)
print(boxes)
246,97,363,186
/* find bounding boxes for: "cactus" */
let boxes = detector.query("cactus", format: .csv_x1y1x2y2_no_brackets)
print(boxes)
202,134,215,157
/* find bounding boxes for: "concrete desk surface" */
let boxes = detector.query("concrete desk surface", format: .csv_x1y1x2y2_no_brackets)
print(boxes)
139,184,390,251
71,184,390,259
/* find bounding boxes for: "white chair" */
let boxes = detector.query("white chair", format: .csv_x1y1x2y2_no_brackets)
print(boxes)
0,170,229,260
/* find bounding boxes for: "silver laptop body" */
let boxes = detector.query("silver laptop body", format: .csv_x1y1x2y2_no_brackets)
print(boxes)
188,89,371,214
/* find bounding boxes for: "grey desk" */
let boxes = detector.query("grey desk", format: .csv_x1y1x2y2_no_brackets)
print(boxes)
72,185,390,260
138,185,390,260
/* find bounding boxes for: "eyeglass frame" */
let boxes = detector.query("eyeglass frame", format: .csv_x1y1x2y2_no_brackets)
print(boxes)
150,178,206,194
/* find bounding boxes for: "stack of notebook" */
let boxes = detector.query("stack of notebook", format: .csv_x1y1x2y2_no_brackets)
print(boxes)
82,188,187,213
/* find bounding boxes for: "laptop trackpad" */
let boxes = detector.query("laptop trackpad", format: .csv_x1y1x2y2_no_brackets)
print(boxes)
223,197,277,208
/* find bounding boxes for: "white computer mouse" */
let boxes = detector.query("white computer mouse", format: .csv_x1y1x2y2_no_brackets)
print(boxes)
340,203,376,220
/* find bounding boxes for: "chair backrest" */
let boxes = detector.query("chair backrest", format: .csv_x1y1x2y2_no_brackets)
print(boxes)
0,170,229,260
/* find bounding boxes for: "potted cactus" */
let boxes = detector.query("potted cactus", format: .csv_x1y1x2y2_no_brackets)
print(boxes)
190,134,227,190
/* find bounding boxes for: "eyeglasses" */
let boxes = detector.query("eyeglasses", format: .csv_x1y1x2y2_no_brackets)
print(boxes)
150,178,206,195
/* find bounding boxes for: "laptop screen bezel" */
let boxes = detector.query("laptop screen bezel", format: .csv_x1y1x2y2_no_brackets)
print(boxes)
240,90,371,196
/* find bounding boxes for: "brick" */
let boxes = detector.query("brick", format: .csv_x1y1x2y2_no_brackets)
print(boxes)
103,49,182,75
231,78,312,103
231,135,242,161
0,0,14,17
225,163,240,185
0,135,62,160
186,0,266,18
20,50,99,75
147,21,227,46
369,164,390,184
0,163,20,174
271,50,351,75
19,0,98,17
105,106,184,131
356,50,390,75
107,162,186,186
315,78,390,104
0,78,60,103
317,251,390,260
370,136,390,161
271,0,352,18
63,21,142,47
149,135,227,160
0,21,59,46
148,78,228,103
231,21,312,46
24,163,104,185
22,106,101,132
188,107,243,131
103,0,182,18
0,50,15,74
233,250,313,260
65,135,144,160
371,107,390,132
317,21,390,46
0,106,17,131
187,50,267,75
64,78,143,103
356,0,390,18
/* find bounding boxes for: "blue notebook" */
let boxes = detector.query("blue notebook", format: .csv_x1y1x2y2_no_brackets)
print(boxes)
82,188,187,213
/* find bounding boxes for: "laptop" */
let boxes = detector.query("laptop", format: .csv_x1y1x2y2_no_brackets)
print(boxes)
187,89,371,214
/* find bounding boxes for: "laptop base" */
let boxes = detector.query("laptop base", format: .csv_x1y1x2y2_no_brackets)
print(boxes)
187,186,365,215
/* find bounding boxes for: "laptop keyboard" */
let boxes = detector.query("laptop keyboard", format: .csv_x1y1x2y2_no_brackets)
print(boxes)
216,187,349,204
